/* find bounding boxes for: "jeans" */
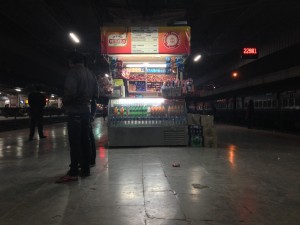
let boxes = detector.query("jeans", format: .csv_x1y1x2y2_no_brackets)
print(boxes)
89,123,96,164
67,113,91,176
29,109,44,138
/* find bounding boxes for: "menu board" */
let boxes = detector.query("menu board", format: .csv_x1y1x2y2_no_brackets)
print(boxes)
101,26,190,54
147,82,163,92
131,27,159,53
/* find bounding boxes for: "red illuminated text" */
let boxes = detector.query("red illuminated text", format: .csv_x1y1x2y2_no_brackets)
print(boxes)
243,48,257,55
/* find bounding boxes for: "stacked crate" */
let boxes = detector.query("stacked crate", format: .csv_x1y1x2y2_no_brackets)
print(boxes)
200,115,217,148
187,114,203,147
187,114,218,148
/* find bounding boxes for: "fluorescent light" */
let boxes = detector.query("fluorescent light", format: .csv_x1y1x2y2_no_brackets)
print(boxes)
15,88,21,92
51,94,55,98
105,74,109,77
194,54,201,62
69,33,80,43
126,64,144,67
115,98,165,105
174,21,188,25
126,64,166,68
148,64,167,68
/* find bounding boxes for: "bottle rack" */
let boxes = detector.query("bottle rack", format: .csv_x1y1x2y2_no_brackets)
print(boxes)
107,97,188,147
108,98,187,127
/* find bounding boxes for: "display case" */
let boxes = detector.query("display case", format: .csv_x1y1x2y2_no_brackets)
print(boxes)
107,97,188,147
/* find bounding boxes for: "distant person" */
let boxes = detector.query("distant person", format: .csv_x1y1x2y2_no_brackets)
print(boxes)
56,51,99,183
247,99,254,129
28,86,47,141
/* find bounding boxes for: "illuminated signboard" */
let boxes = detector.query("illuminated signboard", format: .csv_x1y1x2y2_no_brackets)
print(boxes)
101,26,191,54
241,47,259,59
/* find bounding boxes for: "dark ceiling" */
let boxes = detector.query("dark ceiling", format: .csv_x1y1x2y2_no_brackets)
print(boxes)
0,0,300,96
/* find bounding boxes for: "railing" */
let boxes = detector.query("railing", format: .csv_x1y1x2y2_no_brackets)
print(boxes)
0,107,65,118
0,107,67,132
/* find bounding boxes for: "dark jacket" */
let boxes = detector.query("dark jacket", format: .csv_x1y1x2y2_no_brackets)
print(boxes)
28,91,46,110
63,64,99,114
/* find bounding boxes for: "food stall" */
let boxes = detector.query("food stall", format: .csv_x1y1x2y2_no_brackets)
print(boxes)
100,26,191,147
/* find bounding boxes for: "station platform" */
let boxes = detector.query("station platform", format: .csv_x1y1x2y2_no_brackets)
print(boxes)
0,119,299,225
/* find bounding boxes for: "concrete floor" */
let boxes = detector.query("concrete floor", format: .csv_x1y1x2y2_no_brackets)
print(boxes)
0,119,299,225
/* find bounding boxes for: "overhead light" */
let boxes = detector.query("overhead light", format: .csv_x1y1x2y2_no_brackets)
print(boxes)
117,98,165,105
232,72,238,78
174,21,188,25
126,64,143,67
15,88,21,92
194,54,201,62
51,94,55,98
126,63,166,68
69,32,80,43
105,74,109,77
147,64,166,68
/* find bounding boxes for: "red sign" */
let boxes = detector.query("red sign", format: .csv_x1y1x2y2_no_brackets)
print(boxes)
101,27,132,54
241,47,259,59
101,26,190,55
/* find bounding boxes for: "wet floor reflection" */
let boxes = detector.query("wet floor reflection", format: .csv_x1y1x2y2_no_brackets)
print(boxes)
0,123,299,224
99,146,106,159
227,144,237,168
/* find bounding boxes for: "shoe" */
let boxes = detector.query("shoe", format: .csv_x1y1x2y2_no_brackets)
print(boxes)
40,136,47,139
90,161,96,167
80,170,90,177
78,163,95,168
55,174,78,183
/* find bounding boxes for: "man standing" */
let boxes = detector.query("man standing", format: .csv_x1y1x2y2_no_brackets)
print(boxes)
28,86,47,141
56,51,99,183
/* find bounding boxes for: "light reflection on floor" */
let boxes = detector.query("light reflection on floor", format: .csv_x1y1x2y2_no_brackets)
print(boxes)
0,122,299,225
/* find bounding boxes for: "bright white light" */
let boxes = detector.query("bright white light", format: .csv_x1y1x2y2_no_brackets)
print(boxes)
114,98,165,106
105,74,109,77
174,21,188,25
51,94,55,98
69,33,80,43
126,64,166,68
194,54,201,62
126,64,144,68
15,88,21,92
147,64,166,68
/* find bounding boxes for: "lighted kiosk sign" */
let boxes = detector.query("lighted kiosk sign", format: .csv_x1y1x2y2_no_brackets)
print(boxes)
101,26,191,54
241,47,259,59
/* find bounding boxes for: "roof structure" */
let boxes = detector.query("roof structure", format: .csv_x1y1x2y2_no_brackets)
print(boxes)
0,0,299,96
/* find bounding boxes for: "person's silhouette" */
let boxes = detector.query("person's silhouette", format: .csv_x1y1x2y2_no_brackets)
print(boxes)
28,86,47,141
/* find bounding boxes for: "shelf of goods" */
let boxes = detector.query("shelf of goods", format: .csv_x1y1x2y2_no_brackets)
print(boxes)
107,97,188,147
